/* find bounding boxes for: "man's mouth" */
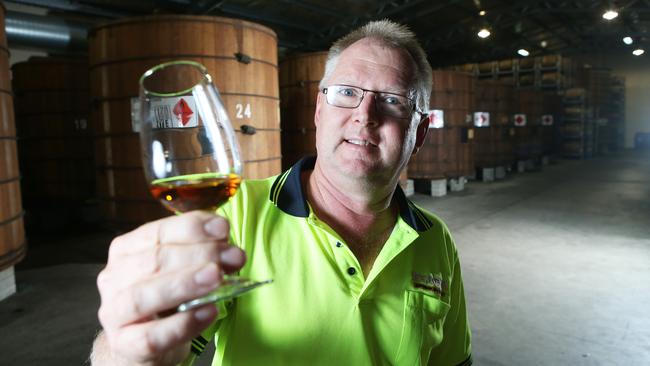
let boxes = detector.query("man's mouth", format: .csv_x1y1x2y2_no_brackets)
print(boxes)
345,139,376,147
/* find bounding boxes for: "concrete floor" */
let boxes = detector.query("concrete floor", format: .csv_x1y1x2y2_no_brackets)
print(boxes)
1,150,649,365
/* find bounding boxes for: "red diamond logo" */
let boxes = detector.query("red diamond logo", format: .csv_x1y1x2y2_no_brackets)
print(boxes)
516,116,523,123
173,98,194,126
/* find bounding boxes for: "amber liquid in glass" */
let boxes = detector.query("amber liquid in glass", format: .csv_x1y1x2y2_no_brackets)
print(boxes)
150,174,241,213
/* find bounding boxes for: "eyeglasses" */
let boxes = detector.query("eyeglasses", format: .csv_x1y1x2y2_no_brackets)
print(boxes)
322,84,417,119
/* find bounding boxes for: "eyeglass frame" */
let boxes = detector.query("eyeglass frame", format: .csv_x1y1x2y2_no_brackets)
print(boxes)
321,84,426,120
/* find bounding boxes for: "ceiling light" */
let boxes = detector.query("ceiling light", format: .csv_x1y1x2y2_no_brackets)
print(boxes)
477,28,491,38
632,48,645,56
602,10,619,20
540,40,548,48
517,49,530,57
623,36,633,45
479,10,486,16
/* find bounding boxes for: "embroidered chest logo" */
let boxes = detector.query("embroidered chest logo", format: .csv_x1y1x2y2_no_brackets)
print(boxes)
412,272,448,297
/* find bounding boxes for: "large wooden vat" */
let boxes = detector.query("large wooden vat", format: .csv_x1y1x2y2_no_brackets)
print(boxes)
12,57,93,231
89,15,281,228
0,2,27,270
279,52,326,169
473,80,514,168
513,89,544,161
409,71,474,179
541,92,562,157
430,71,474,127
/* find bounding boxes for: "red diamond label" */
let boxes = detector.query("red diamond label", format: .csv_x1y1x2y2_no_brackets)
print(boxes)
542,114,553,126
514,114,526,126
173,98,194,126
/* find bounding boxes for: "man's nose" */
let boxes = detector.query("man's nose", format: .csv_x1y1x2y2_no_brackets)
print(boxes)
353,92,379,126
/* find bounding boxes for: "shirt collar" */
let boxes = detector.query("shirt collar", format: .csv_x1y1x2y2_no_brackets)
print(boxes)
269,156,432,232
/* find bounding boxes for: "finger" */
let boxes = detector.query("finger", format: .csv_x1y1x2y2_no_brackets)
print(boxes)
100,263,221,327
108,304,217,363
101,241,244,291
219,245,246,273
109,212,230,258
104,242,222,282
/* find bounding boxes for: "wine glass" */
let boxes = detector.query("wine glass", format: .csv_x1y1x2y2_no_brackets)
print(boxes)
138,60,271,312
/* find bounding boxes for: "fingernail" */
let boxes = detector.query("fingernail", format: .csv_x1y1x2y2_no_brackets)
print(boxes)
194,305,216,321
220,246,245,266
204,217,229,240
194,263,219,287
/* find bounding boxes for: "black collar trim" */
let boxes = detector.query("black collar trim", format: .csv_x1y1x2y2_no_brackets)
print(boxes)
269,156,432,232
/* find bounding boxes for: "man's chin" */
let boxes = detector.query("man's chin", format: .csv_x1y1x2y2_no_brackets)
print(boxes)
335,159,391,182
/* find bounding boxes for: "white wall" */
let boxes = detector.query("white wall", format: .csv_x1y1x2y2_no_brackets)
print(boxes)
579,53,650,148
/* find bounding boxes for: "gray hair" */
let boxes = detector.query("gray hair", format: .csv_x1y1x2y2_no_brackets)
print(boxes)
319,19,432,116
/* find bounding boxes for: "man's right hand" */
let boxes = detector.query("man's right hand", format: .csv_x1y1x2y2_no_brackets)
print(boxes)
94,211,245,365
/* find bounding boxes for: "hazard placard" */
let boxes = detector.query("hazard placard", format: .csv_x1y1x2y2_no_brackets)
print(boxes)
514,114,527,127
474,112,490,127
428,109,444,128
542,114,554,126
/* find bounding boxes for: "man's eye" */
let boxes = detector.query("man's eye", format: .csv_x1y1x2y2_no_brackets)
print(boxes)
382,95,401,105
337,88,357,97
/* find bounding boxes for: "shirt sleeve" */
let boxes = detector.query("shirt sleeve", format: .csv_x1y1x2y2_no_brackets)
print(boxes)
427,251,472,365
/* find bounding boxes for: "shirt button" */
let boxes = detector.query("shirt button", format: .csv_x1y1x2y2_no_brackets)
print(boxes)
336,242,342,248
347,267,357,276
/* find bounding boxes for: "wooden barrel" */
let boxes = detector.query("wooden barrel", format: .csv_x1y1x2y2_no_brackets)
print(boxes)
498,59,514,72
518,58,535,70
0,2,27,270
12,57,93,231
279,52,326,169
564,88,585,98
478,61,495,74
541,55,561,68
89,15,281,228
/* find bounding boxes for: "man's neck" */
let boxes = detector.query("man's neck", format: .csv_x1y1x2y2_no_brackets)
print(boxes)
304,161,399,275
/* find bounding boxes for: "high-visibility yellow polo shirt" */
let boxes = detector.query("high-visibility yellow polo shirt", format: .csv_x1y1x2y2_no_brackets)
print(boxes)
184,156,472,366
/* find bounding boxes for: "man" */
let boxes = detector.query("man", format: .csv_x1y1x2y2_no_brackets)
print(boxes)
91,19,472,365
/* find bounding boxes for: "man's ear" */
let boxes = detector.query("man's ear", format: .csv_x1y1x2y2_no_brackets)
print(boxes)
412,113,429,155
314,91,324,127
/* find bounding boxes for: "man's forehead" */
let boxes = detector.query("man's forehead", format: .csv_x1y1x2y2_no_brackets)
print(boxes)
330,38,416,91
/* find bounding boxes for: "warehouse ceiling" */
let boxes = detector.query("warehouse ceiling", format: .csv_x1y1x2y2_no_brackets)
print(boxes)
4,0,650,66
